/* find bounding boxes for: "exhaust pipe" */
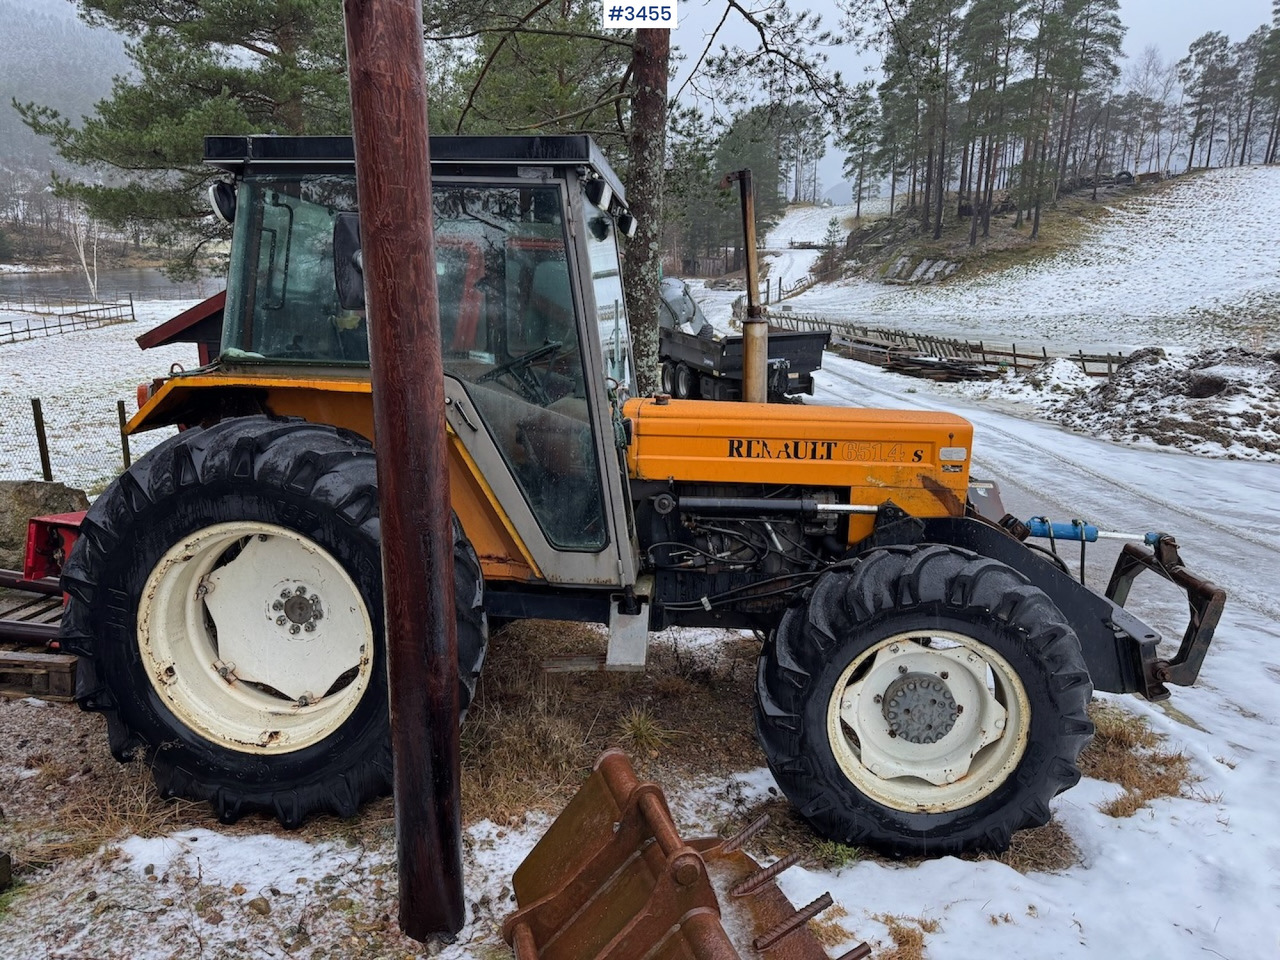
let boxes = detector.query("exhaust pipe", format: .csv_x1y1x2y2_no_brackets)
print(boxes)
722,169,768,403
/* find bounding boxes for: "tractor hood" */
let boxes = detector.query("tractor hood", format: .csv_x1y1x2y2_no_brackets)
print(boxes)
622,397,974,523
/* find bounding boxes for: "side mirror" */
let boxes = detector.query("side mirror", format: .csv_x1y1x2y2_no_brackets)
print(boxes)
333,212,365,310
208,180,237,225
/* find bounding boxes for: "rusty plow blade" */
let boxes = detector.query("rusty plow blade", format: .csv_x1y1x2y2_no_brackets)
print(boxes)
503,749,869,960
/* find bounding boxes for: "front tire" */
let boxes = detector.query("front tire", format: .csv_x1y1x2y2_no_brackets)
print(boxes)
60,416,487,827
755,544,1093,856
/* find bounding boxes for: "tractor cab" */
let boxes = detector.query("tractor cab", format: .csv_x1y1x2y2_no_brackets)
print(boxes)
144,136,645,600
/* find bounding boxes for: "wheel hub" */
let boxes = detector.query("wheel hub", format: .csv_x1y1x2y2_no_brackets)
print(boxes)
275,586,325,633
881,672,958,744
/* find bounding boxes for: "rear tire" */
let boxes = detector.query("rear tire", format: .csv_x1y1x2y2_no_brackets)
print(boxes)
755,544,1093,856
60,416,487,827
659,361,677,396
674,362,696,399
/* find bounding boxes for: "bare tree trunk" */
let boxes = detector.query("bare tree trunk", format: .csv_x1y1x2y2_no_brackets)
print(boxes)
1239,91,1257,166
969,131,987,247
69,209,99,301
622,28,669,397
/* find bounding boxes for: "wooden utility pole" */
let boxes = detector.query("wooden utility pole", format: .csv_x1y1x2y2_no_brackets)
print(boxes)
342,0,464,939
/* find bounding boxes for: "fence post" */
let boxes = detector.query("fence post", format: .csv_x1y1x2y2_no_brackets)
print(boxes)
117,400,132,469
31,398,53,482
1012,343,1018,373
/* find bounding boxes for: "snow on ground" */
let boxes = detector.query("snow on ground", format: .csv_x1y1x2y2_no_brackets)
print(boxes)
0,300,200,489
778,166,1280,352
947,349,1280,462
763,198,892,250
761,246,821,289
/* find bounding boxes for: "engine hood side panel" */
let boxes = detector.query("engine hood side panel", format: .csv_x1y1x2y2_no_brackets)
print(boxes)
622,398,974,539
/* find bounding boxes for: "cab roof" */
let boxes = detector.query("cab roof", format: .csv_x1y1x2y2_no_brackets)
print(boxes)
203,134,626,205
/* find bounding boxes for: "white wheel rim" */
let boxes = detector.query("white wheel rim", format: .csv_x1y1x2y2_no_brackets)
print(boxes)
826,629,1030,813
138,521,375,755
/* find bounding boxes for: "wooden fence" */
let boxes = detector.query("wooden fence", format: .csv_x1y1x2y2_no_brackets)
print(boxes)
767,312,1127,378
0,296,136,345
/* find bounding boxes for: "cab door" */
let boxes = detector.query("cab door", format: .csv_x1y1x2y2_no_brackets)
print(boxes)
433,178,634,587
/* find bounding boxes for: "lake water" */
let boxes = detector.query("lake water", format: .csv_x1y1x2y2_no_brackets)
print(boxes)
0,267,222,302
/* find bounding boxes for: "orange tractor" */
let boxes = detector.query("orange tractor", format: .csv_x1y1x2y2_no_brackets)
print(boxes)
2,134,1224,856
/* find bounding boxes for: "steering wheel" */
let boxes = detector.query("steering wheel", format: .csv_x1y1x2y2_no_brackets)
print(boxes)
478,341,563,405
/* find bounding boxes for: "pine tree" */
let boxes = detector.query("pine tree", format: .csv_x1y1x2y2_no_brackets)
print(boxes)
836,83,879,219
16,0,351,273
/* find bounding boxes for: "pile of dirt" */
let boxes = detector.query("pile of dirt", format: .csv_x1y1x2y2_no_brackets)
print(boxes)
1053,347,1280,460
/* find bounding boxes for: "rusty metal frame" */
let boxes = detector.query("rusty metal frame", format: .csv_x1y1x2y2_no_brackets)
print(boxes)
1105,534,1226,700
504,749,870,960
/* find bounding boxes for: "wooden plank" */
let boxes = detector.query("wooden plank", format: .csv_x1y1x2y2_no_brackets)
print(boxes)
0,651,77,701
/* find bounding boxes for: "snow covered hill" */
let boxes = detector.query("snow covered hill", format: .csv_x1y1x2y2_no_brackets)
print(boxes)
772,167,1280,352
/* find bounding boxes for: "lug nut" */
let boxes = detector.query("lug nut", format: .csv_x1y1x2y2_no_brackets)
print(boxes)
295,585,307,595
272,600,283,611
280,589,291,600
290,624,301,635
873,694,883,704
304,622,316,632
940,671,949,680
258,534,269,542
898,665,908,674
276,616,286,626
956,705,964,714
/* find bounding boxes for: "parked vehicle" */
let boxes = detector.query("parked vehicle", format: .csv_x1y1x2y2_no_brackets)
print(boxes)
0,134,1225,857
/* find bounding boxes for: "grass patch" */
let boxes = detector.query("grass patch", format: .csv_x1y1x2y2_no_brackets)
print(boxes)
720,792,1080,875
974,817,1080,873
874,914,939,960
459,620,760,824
863,187,1136,284
18,760,205,868
808,902,858,949
0,880,25,920
1078,702,1197,818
